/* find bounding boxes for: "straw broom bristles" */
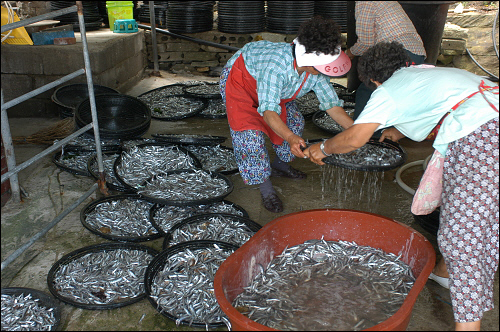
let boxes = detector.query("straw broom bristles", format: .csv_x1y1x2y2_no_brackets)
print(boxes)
12,117,76,145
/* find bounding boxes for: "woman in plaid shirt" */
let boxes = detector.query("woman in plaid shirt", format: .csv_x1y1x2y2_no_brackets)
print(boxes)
219,17,352,213
346,1,427,126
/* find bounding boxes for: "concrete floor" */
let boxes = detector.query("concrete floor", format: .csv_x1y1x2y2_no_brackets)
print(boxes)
1,70,498,331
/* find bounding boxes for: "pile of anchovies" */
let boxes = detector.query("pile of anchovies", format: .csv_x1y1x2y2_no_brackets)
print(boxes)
138,169,229,201
232,239,415,331
296,92,320,117
88,152,123,187
55,136,121,151
120,138,157,151
185,145,238,173
324,143,404,167
152,96,206,118
151,201,245,234
314,111,346,134
149,244,234,329
200,98,226,116
84,198,157,237
115,145,198,188
56,150,94,174
52,249,154,305
184,82,220,96
169,214,257,247
1,293,57,331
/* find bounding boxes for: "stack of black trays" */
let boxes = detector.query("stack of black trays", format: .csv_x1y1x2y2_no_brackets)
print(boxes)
50,1,102,31
314,1,348,33
166,1,215,33
137,2,168,28
217,1,265,34
266,1,315,34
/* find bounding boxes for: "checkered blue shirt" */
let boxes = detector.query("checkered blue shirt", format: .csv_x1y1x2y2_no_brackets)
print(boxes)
226,40,343,115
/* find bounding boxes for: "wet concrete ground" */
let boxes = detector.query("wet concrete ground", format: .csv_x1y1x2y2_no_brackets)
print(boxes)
1,70,498,331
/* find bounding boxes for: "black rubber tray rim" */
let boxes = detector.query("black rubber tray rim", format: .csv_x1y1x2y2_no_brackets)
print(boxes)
1,287,61,331
182,145,238,175
144,240,239,328
47,242,159,310
80,194,162,243
151,133,227,146
182,82,221,99
322,138,407,172
312,110,343,136
149,200,250,237
137,83,189,98
162,212,262,249
149,94,208,121
139,169,234,206
113,143,203,191
86,150,135,193
52,84,119,110
52,150,93,177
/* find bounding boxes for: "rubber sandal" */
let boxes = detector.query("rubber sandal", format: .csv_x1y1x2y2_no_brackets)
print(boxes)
428,272,450,289
271,166,307,180
261,193,283,213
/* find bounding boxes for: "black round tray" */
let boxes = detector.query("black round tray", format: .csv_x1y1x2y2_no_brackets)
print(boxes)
137,83,190,99
80,194,161,242
322,139,407,172
144,240,239,329
75,94,151,140
149,94,208,121
182,145,239,175
113,143,202,191
312,110,344,136
162,212,262,249
52,150,93,177
138,169,234,206
52,84,120,111
182,82,221,99
47,242,159,310
87,150,134,193
149,200,250,237
197,97,227,119
151,133,226,146
1,287,61,331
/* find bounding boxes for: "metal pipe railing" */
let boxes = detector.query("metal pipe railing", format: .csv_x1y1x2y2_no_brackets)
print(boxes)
1,5,77,33
1,183,98,271
149,1,160,76
1,90,21,202
0,1,106,271
137,23,240,52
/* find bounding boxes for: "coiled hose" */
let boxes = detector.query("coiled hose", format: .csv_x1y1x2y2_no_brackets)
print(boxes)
395,154,433,196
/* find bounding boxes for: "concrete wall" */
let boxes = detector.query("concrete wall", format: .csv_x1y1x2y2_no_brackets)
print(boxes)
1,31,146,118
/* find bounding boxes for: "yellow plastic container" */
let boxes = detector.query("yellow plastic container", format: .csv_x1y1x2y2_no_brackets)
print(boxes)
106,1,134,31
1,6,33,45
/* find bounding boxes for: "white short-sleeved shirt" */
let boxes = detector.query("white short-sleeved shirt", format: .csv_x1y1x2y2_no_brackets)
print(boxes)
353,66,499,155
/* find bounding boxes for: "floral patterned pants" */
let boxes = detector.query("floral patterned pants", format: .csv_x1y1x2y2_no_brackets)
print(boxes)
438,117,499,323
219,66,305,185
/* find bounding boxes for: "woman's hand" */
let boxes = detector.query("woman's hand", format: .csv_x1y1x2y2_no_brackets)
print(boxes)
303,143,326,165
285,133,307,158
379,127,405,142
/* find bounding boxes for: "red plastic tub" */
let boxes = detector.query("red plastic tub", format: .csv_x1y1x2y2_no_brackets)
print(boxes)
214,209,436,331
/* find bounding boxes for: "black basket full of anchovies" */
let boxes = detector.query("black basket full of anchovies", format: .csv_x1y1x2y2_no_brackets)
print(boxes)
144,240,237,329
138,169,234,206
182,144,239,175
113,143,202,191
47,243,158,310
150,200,249,237
322,139,407,172
162,213,262,249
81,194,161,242
1,287,61,331
151,133,227,146
87,149,135,193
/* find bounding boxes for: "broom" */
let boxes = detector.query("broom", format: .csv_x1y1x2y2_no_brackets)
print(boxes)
12,117,76,145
